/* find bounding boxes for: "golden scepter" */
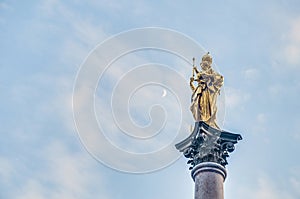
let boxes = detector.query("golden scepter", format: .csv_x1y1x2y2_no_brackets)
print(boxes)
190,57,197,93
192,57,195,79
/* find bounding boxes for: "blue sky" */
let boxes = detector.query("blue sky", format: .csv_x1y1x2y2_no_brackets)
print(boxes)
1,0,300,198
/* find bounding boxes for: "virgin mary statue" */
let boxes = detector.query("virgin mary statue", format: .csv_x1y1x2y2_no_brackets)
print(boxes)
190,53,224,129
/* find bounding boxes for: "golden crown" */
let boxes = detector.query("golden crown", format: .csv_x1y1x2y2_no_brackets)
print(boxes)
201,52,212,64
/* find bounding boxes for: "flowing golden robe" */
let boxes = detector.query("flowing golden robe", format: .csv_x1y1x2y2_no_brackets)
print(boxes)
190,69,223,129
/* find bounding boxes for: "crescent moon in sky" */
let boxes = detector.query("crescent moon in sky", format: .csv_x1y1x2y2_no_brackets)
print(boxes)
162,89,167,97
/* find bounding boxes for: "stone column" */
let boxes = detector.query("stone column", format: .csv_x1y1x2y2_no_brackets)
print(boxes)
175,122,242,199
191,162,227,199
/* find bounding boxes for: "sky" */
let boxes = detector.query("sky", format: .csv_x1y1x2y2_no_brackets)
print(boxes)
1,0,300,198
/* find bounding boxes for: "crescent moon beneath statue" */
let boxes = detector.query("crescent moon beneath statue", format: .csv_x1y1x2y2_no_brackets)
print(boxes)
162,89,167,97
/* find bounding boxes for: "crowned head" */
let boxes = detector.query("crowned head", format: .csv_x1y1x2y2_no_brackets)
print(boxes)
201,52,212,65
200,52,212,71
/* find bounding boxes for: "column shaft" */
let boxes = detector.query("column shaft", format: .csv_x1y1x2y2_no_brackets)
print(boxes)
191,162,226,199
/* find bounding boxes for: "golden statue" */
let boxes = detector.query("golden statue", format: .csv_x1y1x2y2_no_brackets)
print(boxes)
190,53,224,129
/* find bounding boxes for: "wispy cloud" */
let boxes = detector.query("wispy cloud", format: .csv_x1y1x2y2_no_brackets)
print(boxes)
285,16,300,53
274,16,300,69
243,68,260,81
0,2,12,10
253,176,294,199
0,157,14,185
224,87,250,109
230,173,299,199
12,141,110,199
0,2,12,25
37,0,107,50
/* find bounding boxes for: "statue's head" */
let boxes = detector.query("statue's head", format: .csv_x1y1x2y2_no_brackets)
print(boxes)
201,61,211,71
201,52,212,64
200,52,212,71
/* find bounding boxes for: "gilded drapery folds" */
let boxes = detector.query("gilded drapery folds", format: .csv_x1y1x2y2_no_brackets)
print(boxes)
190,53,224,129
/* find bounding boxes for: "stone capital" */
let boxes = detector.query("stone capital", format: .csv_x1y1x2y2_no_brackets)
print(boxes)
175,121,242,170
